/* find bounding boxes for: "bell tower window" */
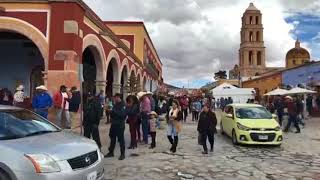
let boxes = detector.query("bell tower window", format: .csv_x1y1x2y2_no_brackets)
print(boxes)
249,31,253,42
256,16,259,24
257,51,262,65
249,51,253,65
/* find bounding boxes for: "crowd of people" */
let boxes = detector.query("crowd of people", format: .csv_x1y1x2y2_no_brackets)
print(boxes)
265,94,320,133
2,83,320,160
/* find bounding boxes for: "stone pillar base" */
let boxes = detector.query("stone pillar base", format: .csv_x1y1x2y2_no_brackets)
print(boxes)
112,83,121,96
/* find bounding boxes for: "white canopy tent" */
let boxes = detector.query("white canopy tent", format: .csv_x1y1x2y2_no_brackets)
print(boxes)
211,83,255,103
286,87,316,94
264,88,289,96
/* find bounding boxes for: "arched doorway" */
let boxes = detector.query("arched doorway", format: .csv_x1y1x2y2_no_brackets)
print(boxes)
136,74,141,92
106,58,119,97
143,76,147,91
129,73,136,95
0,31,44,100
82,46,99,104
120,66,129,99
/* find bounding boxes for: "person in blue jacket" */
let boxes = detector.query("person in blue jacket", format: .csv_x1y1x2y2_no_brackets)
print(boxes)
32,85,53,119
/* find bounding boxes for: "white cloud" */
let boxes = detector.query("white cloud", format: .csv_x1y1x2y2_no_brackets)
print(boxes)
83,0,313,86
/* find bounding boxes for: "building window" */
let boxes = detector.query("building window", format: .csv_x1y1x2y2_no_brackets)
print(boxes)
255,72,260,76
249,31,253,42
250,16,253,24
249,51,253,65
256,31,260,41
256,16,259,24
293,60,296,65
257,51,262,65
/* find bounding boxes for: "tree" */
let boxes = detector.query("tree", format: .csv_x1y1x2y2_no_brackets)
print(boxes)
214,70,227,80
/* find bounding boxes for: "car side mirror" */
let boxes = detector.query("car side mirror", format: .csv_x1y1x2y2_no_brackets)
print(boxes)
272,114,277,119
226,114,233,119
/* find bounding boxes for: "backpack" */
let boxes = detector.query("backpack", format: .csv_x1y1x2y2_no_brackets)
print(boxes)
177,110,183,121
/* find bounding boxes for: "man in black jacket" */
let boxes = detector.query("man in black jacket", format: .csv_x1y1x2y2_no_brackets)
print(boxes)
69,87,81,129
83,92,102,149
105,93,127,160
197,104,217,154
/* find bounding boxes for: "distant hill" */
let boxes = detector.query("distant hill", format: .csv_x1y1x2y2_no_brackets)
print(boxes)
201,81,217,90
164,83,181,90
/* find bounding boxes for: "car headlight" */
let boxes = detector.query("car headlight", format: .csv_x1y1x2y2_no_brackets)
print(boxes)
25,154,61,173
237,122,251,131
275,126,281,131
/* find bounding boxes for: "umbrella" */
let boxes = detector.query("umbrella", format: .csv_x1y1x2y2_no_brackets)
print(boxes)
286,87,316,94
263,88,289,96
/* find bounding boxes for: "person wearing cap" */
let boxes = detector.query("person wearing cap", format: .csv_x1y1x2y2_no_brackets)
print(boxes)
197,104,217,154
149,111,158,149
32,85,53,118
83,92,102,149
13,85,25,107
284,96,300,133
105,93,127,160
138,91,151,144
53,85,71,128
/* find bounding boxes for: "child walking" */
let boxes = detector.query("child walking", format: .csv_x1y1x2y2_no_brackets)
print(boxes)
149,111,158,149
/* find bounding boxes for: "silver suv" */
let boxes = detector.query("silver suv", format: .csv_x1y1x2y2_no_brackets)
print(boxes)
0,105,104,180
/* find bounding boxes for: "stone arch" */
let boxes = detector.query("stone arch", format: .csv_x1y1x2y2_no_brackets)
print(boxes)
0,17,49,71
82,34,107,82
106,49,121,84
120,58,130,78
130,65,137,77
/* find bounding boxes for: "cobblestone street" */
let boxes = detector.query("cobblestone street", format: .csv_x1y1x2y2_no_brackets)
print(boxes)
96,112,320,180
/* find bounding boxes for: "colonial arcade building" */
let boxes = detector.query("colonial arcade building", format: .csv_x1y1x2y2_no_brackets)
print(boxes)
0,0,163,101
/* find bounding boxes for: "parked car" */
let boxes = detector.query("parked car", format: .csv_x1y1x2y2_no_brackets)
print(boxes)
220,103,282,145
0,105,104,180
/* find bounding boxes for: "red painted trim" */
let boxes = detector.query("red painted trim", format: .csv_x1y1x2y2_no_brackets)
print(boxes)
2,12,47,36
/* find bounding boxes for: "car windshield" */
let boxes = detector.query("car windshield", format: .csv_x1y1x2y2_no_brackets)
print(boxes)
235,107,272,119
0,110,60,140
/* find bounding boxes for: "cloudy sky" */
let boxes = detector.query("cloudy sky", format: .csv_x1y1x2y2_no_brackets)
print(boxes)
83,0,320,88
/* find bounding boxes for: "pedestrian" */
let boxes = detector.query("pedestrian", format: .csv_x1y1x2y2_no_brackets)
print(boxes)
69,86,81,129
105,93,126,160
83,92,102,149
193,98,201,121
197,104,217,154
216,99,220,109
180,95,189,122
126,95,139,149
32,85,52,118
53,85,71,129
167,100,182,153
13,85,25,107
316,95,320,110
138,92,151,144
296,96,305,127
284,96,301,133
306,94,313,117
149,111,158,149
105,96,113,124
274,95,285,126
212,97,216,111
97,90,105,118
0,88,13,105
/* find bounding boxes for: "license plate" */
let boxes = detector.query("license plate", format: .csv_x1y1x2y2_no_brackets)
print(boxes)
258,135,268,140
87,171,97,180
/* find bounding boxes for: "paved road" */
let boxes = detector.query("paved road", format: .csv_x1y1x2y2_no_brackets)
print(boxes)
93,112,320,180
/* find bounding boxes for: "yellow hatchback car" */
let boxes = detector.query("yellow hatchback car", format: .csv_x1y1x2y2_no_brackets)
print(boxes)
221,104,282,145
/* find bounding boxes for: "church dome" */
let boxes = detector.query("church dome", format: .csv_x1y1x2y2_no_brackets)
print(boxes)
286,40,310,60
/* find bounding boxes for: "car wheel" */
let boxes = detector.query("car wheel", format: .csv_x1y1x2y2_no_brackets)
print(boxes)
0,169,11,180
220,122,224,135
232,130,238,145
